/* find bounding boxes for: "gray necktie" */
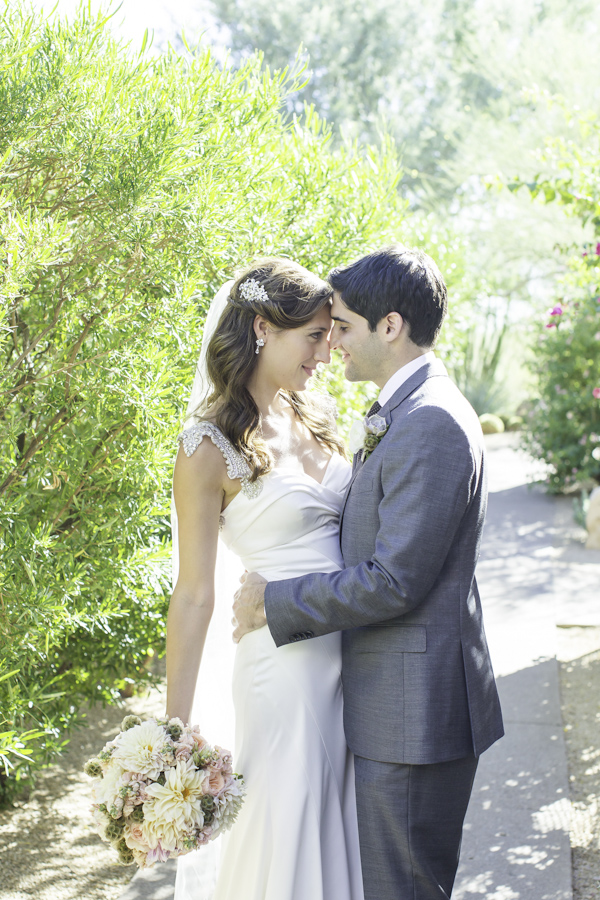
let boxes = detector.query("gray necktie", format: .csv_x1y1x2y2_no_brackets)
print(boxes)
366,400,381,417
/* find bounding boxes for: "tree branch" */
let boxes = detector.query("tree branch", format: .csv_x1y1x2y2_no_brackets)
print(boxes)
7,292,68,376
0,405,81,495
50,420,132,534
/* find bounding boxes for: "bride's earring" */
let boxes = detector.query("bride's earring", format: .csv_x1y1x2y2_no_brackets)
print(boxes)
255,338,265,355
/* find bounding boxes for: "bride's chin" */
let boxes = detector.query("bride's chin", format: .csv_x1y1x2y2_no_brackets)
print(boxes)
281,376,312,392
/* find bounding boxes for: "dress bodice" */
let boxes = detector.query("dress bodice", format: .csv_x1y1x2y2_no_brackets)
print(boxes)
178,424,351,581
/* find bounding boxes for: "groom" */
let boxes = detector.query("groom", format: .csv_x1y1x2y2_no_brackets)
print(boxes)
233,244,504,900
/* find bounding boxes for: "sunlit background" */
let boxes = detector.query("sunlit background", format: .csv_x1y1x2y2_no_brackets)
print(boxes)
31,0,600,361
3,5,600,898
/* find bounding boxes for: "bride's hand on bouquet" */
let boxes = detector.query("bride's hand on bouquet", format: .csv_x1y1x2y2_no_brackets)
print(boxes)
232,572,267,643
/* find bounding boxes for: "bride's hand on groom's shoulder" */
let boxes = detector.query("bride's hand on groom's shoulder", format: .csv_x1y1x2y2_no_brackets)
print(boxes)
232,572,268,643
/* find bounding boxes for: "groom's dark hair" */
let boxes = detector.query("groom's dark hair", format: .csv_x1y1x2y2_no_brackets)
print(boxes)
328,244,447,347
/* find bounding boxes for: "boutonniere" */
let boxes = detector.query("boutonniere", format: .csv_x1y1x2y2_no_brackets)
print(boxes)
348,413,389,462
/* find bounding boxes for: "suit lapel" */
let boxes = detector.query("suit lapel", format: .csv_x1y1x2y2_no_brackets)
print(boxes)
340,453,364,520
339,358,449,539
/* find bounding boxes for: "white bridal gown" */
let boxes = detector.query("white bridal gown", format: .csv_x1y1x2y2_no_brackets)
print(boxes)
174,423,364,900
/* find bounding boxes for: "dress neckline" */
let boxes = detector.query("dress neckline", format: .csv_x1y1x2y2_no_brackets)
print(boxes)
221,453,344,514
272,451,335,487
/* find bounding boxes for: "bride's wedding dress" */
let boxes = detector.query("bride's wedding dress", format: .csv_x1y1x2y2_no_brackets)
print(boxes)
174,422,364,900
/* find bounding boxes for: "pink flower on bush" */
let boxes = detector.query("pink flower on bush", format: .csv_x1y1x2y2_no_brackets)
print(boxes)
593,387,600,399
549,304,563,316
545,322,556,329
596,242,600,255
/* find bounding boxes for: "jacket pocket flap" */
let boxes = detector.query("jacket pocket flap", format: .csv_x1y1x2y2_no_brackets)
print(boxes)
358,624,426,653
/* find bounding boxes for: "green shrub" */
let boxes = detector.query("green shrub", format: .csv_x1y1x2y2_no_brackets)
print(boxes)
510,101,600,491
0,3,410,795
524,284,600,490
479,414,505,435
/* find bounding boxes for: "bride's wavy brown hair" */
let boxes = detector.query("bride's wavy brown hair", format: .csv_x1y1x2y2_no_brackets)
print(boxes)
201,257,347,481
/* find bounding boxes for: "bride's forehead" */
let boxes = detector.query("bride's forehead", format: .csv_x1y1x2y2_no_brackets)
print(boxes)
307,306,333,326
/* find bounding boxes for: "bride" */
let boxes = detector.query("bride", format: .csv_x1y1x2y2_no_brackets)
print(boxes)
166,258,364,900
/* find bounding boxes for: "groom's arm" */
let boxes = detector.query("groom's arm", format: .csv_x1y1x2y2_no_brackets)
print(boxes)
265,407,484,647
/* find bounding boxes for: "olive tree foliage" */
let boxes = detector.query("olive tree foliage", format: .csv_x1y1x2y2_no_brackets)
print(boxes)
0,2,409,793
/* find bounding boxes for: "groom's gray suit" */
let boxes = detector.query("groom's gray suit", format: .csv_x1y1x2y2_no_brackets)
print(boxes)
264,357,503,899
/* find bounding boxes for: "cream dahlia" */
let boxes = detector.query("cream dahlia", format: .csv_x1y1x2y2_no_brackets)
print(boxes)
144,758,206,831
113,719,171,779
93,759,127,808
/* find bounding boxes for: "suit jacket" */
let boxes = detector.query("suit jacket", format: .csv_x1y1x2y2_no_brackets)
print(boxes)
264,358,504,765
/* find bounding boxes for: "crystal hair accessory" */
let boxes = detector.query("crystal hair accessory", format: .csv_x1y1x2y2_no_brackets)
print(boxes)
239,278,269,304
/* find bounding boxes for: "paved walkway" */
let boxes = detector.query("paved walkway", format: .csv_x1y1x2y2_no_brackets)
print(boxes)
455,434,599,899
120,433,600,900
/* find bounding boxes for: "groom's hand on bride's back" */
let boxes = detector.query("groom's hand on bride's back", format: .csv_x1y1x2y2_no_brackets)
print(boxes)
232,572,268,643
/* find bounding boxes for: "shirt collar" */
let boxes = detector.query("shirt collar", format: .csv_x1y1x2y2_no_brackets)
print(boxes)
378,351,436,408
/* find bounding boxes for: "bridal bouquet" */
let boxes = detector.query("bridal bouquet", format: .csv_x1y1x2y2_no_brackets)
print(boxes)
84,715,245,868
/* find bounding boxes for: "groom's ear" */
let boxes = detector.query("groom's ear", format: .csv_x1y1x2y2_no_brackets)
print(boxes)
379,311,405,343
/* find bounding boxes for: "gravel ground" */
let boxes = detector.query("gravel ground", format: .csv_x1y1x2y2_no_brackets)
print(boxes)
0,684,165,900
558,625,600,900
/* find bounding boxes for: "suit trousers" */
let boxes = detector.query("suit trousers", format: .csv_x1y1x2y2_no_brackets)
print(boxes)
354,754,479,900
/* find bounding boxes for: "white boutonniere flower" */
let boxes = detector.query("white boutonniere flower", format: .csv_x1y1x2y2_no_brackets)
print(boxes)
348,413,389,461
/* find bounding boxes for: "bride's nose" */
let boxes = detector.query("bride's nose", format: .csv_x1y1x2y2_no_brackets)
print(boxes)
314,343,331,365
329,327,341,352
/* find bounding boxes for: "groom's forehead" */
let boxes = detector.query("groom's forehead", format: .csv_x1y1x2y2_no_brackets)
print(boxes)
331,291,366,324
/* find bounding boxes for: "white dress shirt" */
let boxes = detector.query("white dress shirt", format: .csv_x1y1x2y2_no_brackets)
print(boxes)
378,351,436,408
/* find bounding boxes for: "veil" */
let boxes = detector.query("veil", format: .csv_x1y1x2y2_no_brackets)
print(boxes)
172,278,234,586
183,279,234,427
172,279,242,896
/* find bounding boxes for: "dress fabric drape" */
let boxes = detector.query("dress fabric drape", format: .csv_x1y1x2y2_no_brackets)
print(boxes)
175,448,364,900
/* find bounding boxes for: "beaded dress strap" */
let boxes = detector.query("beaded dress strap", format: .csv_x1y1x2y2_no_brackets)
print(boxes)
177,422,262,499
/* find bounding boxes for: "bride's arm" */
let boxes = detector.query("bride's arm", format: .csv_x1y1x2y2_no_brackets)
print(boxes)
166,440,225,723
